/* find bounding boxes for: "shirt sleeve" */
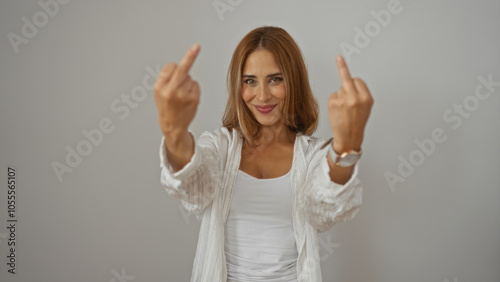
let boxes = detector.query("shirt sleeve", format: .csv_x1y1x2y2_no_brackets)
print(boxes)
300,144,363,233
159,131,221,218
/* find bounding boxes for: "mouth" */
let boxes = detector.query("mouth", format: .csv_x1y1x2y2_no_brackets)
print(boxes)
254,104,277,114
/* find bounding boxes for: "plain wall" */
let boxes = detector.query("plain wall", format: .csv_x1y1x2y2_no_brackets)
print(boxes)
1,0,499,281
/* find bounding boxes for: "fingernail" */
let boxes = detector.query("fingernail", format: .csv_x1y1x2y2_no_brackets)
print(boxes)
190,44,200,53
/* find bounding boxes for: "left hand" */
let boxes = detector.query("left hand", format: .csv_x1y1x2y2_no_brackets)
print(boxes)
328,55,374,153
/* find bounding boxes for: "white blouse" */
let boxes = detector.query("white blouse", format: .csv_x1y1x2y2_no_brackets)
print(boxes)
159,127,363,282
225,169,298,281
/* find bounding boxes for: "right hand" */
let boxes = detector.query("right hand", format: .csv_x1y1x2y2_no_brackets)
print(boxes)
154,44,201,140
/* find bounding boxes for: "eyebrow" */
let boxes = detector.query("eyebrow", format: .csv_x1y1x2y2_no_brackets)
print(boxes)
242,72,283,78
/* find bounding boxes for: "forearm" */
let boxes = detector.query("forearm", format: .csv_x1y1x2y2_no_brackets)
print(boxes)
164,130,195,172
325,136,362,185
304,151,362,232
326,153,354,185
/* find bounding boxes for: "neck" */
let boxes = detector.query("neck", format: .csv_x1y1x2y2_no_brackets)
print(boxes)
255,123,295,147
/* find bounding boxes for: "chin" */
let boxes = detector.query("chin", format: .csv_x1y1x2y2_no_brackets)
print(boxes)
254,116,282,127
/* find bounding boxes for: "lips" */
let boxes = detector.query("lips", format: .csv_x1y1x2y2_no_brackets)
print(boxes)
254,104,276,114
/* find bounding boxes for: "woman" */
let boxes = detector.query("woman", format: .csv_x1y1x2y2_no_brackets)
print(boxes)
154,26,373,282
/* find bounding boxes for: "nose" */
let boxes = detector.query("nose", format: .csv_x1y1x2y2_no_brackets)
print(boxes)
256,84,271,102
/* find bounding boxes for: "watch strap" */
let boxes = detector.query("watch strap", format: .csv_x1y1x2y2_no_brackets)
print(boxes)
328,141,362,167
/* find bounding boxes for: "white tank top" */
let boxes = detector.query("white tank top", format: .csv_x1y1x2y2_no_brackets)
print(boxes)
224,169,298,282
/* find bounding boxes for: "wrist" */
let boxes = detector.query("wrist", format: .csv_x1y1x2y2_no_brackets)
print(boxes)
329,140,362,167
164,127,186,141
164,130,191,150
332,139,362,154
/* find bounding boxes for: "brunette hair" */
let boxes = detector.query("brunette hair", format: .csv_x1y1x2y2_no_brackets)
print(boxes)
222,26,319,144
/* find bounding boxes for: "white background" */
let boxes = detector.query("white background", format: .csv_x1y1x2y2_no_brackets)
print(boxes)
1,0,499,281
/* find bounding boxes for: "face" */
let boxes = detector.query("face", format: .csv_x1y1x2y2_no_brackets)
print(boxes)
241,49,286,128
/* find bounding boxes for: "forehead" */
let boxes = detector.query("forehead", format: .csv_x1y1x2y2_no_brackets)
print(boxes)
242,49,281,74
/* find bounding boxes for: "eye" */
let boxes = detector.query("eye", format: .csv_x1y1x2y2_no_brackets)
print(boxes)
269,77,283,84
244,79,256,86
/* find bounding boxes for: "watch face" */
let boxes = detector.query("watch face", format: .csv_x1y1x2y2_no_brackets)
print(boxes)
339,153,361,167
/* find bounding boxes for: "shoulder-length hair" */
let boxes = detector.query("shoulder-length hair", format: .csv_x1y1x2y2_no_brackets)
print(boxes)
222,26,319,145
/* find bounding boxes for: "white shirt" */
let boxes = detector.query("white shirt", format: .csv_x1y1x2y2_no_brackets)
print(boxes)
225,169,298,281
159,127,363,282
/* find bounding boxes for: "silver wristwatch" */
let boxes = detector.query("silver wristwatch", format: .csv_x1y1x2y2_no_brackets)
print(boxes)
328,143,362,167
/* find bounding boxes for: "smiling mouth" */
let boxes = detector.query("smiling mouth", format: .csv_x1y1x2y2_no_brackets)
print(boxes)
254,104,277,114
